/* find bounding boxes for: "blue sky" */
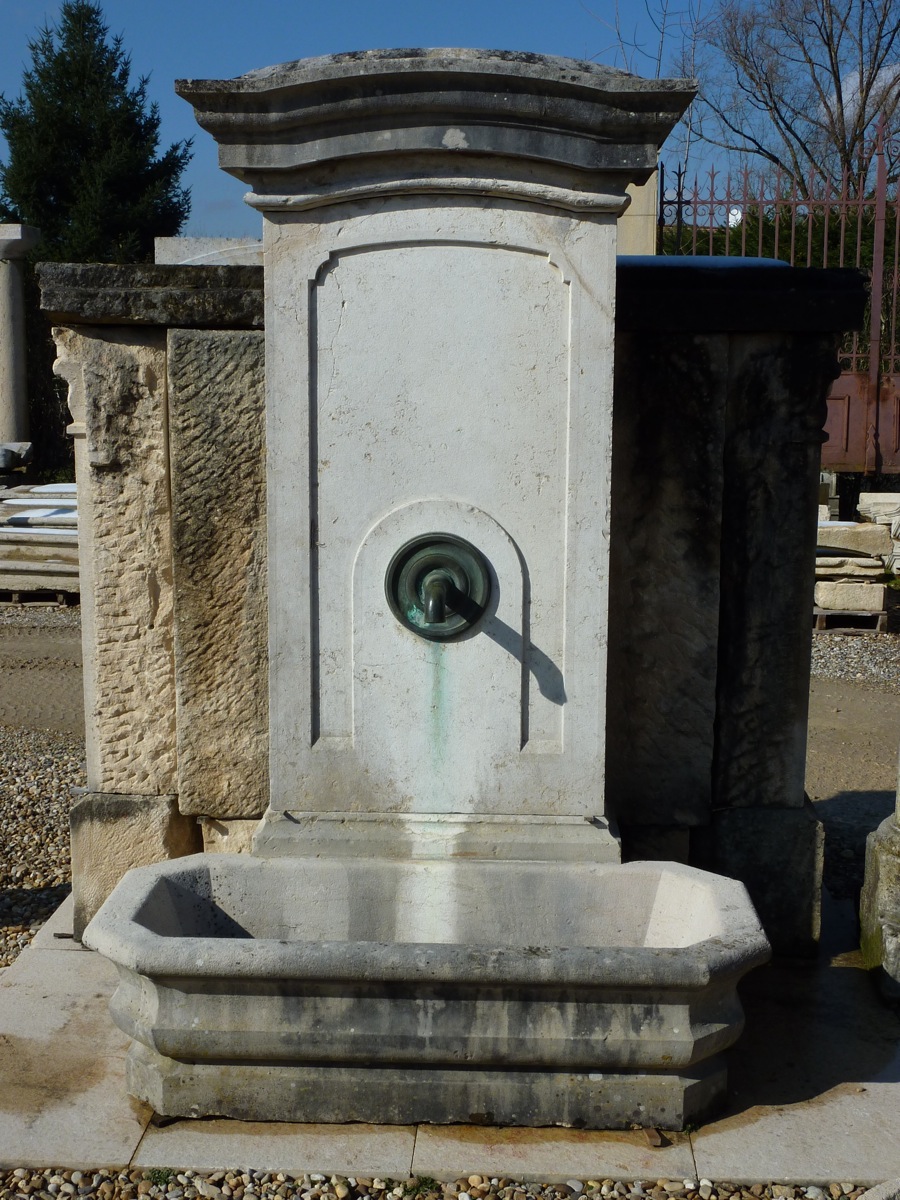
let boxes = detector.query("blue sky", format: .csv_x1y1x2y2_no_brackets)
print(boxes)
0,0,680,238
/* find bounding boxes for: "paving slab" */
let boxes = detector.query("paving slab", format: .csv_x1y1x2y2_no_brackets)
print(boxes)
411,1126,696,1183
132,1121,416,1176
0,932,151,1168
692,900,900,1187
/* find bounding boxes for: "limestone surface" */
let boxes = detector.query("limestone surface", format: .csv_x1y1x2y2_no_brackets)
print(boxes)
858,493,900,524
860,812,900,998
39,263,263,328
168,329,267,818
70,792,200,939
860,743,900,1000
199,817,261,853
817,521,892,557
53,326,177,795
607,332,725,828
84,855,769,1129
815,581,887,611
177,50,695,212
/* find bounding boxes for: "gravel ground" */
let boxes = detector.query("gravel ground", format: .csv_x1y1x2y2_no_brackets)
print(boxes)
0,605,81,632
0,723,85,967
0,1172,877,1200
0,604,85,968
810,632,900,692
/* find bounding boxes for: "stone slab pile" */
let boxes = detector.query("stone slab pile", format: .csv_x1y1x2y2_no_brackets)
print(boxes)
0,482,79,594
814,515,895,619
858,492,900,571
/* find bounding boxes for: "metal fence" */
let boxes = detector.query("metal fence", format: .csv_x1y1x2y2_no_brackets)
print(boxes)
657,123,900,472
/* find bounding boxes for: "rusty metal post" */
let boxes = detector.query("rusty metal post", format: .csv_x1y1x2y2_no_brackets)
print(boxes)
866,116,887,474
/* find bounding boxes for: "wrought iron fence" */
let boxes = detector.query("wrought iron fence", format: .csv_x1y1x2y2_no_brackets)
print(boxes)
657,121,900,472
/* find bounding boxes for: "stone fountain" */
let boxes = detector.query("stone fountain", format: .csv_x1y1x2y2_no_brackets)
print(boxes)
36,49,865,1131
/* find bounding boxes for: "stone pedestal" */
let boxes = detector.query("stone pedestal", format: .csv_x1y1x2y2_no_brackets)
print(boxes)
0,224,40,442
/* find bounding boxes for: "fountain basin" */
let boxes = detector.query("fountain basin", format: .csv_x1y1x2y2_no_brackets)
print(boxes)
84,854,770,1128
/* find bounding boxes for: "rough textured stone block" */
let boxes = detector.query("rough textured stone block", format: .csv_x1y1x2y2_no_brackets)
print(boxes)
609,318,840,828
53,326,177,795
817,522,892,557
712,800,824,956
168,329,268,817
39,263,263,329
814,557,884,580
815,581,887,611
70,792,201,939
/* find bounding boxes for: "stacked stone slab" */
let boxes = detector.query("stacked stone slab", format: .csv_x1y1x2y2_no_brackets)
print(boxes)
814,519,892,617
0,482,79,594
859,491,900,572
41,263,265,935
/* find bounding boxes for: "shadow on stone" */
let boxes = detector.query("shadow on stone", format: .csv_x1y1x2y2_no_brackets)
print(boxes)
814,789,896,899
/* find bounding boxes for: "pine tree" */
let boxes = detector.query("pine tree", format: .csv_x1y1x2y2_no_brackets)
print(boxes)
0,0,191,262
0,1,192,469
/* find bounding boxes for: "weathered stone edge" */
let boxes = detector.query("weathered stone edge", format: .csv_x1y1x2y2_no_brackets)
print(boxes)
37,263,263,328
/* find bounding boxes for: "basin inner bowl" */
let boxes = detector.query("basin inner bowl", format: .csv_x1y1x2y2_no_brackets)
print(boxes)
135,858,726,949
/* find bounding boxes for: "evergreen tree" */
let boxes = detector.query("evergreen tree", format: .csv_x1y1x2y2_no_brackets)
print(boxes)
0,0,191,262
0,1,192,469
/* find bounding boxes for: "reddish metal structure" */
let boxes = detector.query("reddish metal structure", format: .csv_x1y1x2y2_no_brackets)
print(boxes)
659,122,900,473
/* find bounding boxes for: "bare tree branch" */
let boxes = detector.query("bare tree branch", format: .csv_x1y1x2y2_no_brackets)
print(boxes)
692,0,900,192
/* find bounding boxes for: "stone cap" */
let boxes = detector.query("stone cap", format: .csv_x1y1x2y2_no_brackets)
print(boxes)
0,224,41,258
616,257,867,333
37,262,263,328
176,49,695,213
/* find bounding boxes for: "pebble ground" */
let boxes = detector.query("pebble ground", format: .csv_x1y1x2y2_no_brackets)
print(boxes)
0,605,85,968
0,609,896,1189
810,632,900,692
0,1173,876,1200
